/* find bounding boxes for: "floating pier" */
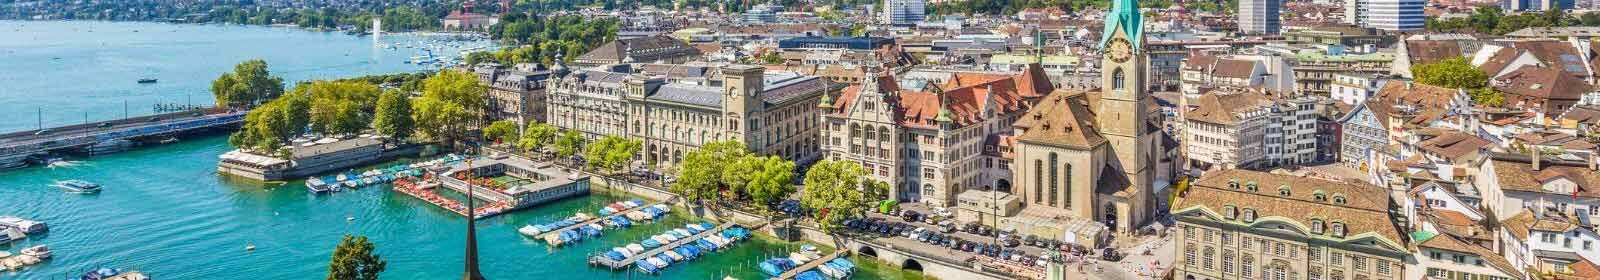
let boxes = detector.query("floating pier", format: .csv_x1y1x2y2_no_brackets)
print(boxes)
589,222,742,271
774,251,846,280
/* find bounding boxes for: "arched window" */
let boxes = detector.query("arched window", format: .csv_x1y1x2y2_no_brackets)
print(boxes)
1064,162,1073,208
1113,68,1126,90
1222,250,1235,274
1049,152,1059,207
1278,185,1291,196
1332,194,1347,205
1034,159,1044,204
1203,247,1215,270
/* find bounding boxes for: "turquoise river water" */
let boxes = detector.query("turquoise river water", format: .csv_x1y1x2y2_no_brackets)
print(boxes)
0,21,924,279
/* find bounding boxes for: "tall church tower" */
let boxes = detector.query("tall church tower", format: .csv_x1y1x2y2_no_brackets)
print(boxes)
1096,0,1154,232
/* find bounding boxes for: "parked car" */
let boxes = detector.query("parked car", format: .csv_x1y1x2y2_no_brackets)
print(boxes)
1101,248,1123,261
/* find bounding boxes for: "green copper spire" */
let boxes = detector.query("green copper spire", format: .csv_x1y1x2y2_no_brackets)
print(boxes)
1098,0,1144,50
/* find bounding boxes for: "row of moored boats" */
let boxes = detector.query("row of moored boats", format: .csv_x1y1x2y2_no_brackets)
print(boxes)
760,247,857,280
0,216,51,272
306,154,464,193
599,223,751,274
518,200,671,247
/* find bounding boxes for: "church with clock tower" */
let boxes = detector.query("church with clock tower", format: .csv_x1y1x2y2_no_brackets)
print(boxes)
1009,0,1165,236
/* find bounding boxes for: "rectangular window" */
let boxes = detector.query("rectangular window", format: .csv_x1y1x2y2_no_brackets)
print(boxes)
1376,259,1390,275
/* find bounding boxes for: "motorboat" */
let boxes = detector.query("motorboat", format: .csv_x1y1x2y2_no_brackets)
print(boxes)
54,179,102,194
0,216,47,234
137,78,158,84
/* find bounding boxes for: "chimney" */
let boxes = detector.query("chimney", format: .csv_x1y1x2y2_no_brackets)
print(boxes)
1533,147,1543,171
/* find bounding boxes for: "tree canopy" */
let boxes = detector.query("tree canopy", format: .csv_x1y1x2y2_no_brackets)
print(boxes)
411,70,486,148
518,123,560,154
325,234,386,280
799,160,884,233
482,120,521,145
371,90,415,140
211,59,285,109
554,130,586,159
1412,57,1502,106
671,140,751,205
584,135,643,175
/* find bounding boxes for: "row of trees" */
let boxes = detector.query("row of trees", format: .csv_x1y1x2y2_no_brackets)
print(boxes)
469,15,620,66
1411,57,1505,107
666,140,886,232
221,60,485,154
1427,7,1600,35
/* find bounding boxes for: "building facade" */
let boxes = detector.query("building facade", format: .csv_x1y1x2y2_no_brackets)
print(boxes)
1363,0,1425,31
474,63,551,128
1237,0,1282,35
820,63,1053,207
1184,88,1321,171
1173,169,1410,280
544,64,829,166
573,35,702,68
881,0,926,26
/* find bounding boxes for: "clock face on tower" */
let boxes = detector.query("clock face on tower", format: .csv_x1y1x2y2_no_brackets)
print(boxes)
1107,37,1133,63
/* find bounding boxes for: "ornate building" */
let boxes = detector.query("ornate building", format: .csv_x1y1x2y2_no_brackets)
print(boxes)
544,64,830,166
818,56,1053,206
474,63,550,128
1173,169,1409,280
1008,0,1162,235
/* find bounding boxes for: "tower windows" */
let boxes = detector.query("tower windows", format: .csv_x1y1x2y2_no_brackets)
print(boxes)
1113,68,1126,90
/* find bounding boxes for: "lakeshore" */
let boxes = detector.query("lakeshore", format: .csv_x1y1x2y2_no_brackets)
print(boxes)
0,135,923,279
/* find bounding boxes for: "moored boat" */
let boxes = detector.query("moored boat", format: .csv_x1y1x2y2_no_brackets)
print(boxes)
53,180,101,194
20,245,50,259
0,216,47,234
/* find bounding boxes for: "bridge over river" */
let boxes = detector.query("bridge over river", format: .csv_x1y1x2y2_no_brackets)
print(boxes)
0,109,246,159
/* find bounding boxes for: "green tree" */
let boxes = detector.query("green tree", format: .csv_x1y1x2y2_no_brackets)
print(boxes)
1412,57,1488,89
671,141,750,207
210,59,285,109
584,135,643,177
325,234,386,280
744,156,797,215
299,80,381,135
371,90,415,140
482,120,521,145
518,123,559,154
1470,87,1507,107
411,70,486,148
799,160,882,233
554,130,586,159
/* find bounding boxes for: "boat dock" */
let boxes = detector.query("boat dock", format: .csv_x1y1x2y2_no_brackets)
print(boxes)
537,203,650,240
774,251,844,280
589,222,735,270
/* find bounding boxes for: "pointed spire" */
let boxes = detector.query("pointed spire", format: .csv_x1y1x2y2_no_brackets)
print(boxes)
462,156,485,280
932,81,954,123
818,78,834,109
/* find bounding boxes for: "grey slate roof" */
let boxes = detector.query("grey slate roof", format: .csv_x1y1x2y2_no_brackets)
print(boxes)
650,84,723,107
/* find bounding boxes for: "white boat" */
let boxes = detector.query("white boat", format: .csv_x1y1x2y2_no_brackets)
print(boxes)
21,245,50,259
53,180,102,194
664,250,684,261
0,227,23,244
518,225,542,237
0,216,46,234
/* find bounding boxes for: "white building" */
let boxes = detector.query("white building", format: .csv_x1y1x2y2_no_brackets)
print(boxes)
1330,73,1389,105
1183,87,1321,171
1238,0,1282,35
881,0,926,26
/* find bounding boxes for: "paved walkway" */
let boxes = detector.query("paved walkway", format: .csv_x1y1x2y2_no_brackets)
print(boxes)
774,251,842,280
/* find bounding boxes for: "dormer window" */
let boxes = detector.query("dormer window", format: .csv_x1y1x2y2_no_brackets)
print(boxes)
1313,190,1327,202
1229,179,1240,189
1243,208,1257,222
1224,205,1238,219
1331,222,1346,237
1332,194,1348,205
1278,185,1292,197
1311,219,1325,234
1246,181,1259,192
